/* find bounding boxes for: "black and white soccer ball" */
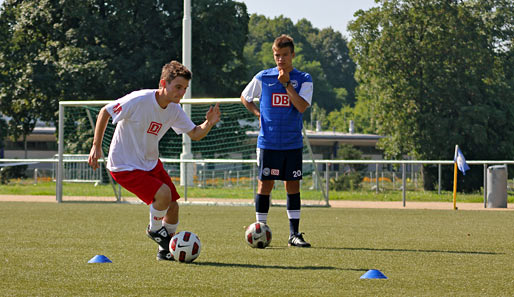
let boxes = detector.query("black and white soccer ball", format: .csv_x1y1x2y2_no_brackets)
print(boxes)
170,231,201,263
245,222,272,249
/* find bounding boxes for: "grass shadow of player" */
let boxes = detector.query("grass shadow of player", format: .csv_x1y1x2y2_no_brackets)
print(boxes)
316,246,501,255
193,261,367,272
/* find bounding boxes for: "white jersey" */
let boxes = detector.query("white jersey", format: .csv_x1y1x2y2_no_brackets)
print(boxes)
104,89,196,172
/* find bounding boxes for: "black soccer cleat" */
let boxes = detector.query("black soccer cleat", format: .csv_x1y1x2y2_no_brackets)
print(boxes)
156,249,174,261
288,233,311,248
146,225,171,251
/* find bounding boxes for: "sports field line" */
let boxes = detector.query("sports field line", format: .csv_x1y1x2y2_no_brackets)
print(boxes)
1,194,513,211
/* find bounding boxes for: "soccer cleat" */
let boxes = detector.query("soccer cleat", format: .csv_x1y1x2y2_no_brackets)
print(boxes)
146,225,171,250
156,249,174,261
288,233,311,248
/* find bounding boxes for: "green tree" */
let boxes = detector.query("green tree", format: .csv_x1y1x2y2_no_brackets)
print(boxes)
0,1,58,156
0,0,249,153
243,14,356,115
348,0,514,192
305,26,357,106
330,144,366,191
190,0,249,97
326,97,376,134
0,117,7,157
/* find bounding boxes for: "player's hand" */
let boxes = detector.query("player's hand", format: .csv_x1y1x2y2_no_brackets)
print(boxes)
88,146,102,170
205,102,221,126
278,68,290,84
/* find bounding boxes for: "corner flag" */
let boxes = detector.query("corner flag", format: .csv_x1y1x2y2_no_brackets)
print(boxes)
454,146,470,175
452,145,470,210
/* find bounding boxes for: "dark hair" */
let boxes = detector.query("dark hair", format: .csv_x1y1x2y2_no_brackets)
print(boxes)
272,34,294,53
160,60,192,84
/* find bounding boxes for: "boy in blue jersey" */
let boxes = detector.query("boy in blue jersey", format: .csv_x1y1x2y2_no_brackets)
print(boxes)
240,34,313,247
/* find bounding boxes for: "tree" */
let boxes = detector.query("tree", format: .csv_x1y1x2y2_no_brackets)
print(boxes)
305,26,357,106
326,99,376,135
243,14,357,116
0,1,59,157
348,0,514,192
330,144,367,191
190,0,249,97
0,117,7,158
0,0,249,153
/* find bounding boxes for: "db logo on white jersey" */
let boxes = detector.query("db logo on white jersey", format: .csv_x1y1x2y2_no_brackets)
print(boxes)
147,122,162,135
272,93,290,107
112,103,122,114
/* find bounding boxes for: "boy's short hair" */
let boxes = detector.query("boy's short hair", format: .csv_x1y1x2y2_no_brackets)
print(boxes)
272,34,295,53
160,60,192,84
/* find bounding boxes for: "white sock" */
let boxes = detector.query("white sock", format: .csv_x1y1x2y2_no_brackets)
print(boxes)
163,221,179,236
256,213,268,224
149,203,168,232
158,221,179,252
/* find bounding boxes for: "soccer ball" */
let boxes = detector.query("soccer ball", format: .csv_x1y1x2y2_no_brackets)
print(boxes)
170,231,201,263
245,222,272,249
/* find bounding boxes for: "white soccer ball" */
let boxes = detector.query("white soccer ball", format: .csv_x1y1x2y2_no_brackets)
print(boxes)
170,231,201,263
245,222,272,249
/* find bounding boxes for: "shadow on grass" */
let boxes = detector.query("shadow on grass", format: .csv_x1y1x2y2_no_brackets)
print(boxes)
194,261,368,271
316,246,501,255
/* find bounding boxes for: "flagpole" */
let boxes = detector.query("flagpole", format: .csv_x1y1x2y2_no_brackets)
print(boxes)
453,145,458,210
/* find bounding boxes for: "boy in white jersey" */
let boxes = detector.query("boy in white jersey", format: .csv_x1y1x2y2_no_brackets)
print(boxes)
88,60,221,261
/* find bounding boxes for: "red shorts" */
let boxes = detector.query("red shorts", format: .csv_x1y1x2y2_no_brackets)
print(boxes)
110,160,180,205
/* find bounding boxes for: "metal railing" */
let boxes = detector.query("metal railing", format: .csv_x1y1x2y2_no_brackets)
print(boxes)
1,158,513,207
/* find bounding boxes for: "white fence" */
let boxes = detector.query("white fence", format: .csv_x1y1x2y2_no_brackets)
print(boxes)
1,157,513,207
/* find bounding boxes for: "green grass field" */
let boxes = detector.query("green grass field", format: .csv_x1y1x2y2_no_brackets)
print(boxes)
1,202,514,296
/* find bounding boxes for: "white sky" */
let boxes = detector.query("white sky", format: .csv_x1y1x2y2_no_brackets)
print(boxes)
0,0,378,37
238,0,378,38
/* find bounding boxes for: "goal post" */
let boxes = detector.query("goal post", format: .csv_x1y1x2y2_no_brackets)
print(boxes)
56,98,325,204
57,101,110,202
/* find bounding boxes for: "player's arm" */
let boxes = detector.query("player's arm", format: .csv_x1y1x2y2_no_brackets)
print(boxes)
278,69,310,113
240,76,261,118
187,103,221,141
285,84,309,113
241,96,260,118
88,106,111,170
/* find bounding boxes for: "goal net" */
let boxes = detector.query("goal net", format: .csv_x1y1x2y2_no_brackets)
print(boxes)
56,99,323,203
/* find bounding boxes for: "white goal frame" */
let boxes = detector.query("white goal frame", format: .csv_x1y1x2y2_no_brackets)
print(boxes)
56,98,326,204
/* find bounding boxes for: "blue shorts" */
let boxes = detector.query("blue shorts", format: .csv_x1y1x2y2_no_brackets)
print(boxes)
257,148,303,181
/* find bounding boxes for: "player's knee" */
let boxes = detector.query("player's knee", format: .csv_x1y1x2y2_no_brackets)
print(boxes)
285,180,300,193
154,184,172,208
258,180,274,194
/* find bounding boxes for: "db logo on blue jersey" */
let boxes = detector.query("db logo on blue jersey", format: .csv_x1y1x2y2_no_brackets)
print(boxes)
272,93,290,107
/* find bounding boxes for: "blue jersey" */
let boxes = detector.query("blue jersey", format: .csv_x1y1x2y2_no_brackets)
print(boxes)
250,67,313,150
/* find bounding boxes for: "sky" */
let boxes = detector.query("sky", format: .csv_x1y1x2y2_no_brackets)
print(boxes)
238,0,378,38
